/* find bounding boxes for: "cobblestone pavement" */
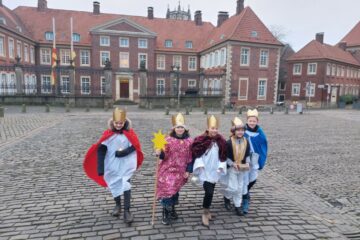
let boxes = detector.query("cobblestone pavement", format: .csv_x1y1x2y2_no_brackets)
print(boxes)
0,107,359,239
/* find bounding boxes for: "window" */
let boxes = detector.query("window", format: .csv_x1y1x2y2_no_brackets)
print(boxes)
119,52,129,68
40,48,51,65
332,64,336,76
165,40,173,48
337,66,341,77
25,74,36,94
0,17,6,25
185,41,193,49
0,73,7,95
326,63,331,76
220,48,226,66
0,36,4,57
279,82,286,90
257,79,267,100
214,51,219,66
41,75,52,94
307,63,317,75
7,73,16,95
8,38,14,58
156,79,165,96
238,77,248,100
173,55,182,70
259,49,269,67
341,67,345,77
293,63,302,75
45,32,54,41
138,53,147,69
81,76,91,94
100,51,110,67
61,76,70,94
188,79,196,88
72,33,80,42
24,44,29,62
240,48,250,66
101,77,106,95
203,79,208,95
251,31,258,37
188,56,196,71
60,49,70,65
80,50,90,66
291,83,300,96
200,56,205,68
138,39,148,49
100,36,110,46
305,82,315,97
16,41,22,59
119,37,129,47
30,47,35,64
157,55,165,70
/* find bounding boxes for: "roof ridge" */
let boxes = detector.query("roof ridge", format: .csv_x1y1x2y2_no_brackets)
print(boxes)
229,7,249,39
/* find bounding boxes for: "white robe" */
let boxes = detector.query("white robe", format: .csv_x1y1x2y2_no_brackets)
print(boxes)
102,134,137,197
193,143,227,184
243,131,260,194
219,166,246,207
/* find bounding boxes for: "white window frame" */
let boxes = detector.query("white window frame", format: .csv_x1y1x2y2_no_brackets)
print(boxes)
0,35,5,57
240,47,250,66
80,76,91,95
173,55,182,70
307,63,317,75
214,51,219,67
326,63,331,76
100,36,110,46
8,38,14,59
138,38,148,49
30,47,35,64
188,56,197,71
138,53,148,69
305,83,315,97
156,78,165,96
80,50,90,66
185,41,193,49
40,48,51,65
60,75,70,94
293,63,302,75
188,79,196,88
119,37,129,48
45,32,54,41
0,73,7,95
16,41,22,59
100,51,110,67
60,49,71,66
332,64,337,76
257,79,267,100
165,40,173,48
291,83,300,96
238,77,249,100
259,49,269,67
119,52,129,68
157,55,165,70
41,75,52,94
72,33,80,42
220,48,226,66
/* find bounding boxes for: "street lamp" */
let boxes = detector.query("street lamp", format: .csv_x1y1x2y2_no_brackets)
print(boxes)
171,65,181,109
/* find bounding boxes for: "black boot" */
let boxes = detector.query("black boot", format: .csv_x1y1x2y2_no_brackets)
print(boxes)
224,197,232,210
162,206,171,225
235,207,243,216
123,190,133,223
112,196,121,217
170,205,178,220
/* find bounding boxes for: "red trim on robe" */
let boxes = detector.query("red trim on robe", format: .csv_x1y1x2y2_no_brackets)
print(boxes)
83,129,144,187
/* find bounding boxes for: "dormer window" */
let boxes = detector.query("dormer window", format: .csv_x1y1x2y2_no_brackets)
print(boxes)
0,17,6,25
45,31,54,41
16,26,22,32
165,40,173,48
220,34,225,39
251,31,258,38
185,41,193,49
72,33,80,42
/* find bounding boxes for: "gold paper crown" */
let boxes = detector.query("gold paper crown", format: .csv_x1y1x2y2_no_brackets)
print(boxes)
247,109,259,118
113,107,126,122
231,117,244,127
171,113,185,127
207,115,219,129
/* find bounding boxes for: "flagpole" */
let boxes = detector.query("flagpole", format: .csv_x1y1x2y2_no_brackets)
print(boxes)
70,17,73,65
51,17,56,87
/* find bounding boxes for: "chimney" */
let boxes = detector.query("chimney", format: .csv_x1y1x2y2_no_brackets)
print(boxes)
37,0,47,11
194,10,202,26
315,32,324,44
236,0,244,15
217,11,229,27
148,7,154,19
93,1,100,15
338,41,347,51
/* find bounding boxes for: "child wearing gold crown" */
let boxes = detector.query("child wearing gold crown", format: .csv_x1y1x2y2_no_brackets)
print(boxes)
190,115,227,227
155,113,193,225
83,108,144,224
242,109,268,215
219,117,250,216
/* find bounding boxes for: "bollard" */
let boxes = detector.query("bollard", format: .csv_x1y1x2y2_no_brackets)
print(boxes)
65,103,70,113
149,102,153,110
204,107,208,115
104,104,109,112
190,105,193,112
0,106,4,118
21,104,26,113
45,104,50,113
285,107,289,114
85,104,90,112
238,107,242,115
222,107,225,115
165,106,169,115
185,106,189,115
270,107,273,114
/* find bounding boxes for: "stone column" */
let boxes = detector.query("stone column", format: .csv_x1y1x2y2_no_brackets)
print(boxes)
67,64,76,107
103,60,113,108
138,65,148,108
15,66,24,95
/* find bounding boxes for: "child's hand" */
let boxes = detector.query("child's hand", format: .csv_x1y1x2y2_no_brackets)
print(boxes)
184,172,190,179
155,149,161,156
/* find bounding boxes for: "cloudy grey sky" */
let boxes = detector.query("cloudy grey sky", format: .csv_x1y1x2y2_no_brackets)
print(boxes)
4,0,360,51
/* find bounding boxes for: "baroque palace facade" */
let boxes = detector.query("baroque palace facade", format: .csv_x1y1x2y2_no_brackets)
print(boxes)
0,0,283,107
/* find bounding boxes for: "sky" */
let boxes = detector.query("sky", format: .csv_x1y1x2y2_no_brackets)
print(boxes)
3,0,360,51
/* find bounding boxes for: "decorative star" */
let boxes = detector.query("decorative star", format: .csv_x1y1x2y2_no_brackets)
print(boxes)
151,129,167,150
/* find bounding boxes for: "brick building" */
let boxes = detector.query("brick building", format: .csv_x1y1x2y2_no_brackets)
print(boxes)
286,33,360,107
0,0,282,107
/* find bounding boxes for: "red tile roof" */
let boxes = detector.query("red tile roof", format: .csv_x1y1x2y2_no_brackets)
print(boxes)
340,21,360,47
287,40,360,66
0,5,33,40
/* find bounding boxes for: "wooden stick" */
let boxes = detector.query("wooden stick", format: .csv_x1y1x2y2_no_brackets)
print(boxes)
151,157,160,226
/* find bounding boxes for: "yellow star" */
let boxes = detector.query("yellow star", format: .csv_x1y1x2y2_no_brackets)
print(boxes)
151,129,167,150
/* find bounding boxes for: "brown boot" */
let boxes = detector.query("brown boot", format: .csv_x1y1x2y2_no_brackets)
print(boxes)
202,209,210,227
124,210,134,223
205,208,212,221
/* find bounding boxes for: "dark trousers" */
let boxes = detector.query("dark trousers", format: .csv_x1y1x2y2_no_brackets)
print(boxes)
203,181,216,209
161,192,179,207
248,180,256,192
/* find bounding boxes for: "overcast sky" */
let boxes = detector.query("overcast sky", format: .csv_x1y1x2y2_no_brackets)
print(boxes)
4,0,360,51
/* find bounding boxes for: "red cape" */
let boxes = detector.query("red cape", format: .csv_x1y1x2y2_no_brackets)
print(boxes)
83,129,144,187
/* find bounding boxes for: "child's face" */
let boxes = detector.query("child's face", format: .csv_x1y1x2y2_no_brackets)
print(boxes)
175,126,185,135
235,127,245,138
208,127,218,137
247,117,258,129
113,120,125,130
